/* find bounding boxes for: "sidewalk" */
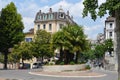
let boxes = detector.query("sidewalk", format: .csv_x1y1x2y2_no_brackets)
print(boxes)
29,70,106,78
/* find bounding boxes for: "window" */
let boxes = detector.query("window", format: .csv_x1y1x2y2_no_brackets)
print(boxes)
43,24,46,29
25,38,32,42
59,24,63,29
37,15,41,20
44,15,47,20
49,24,52,31
60,13,64,18
49,14,53,20
37,15,40,20
110,23,112,28
109,32,112,37
37,25,40,30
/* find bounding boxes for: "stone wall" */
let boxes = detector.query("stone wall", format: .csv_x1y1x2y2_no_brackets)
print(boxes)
43,64,86,72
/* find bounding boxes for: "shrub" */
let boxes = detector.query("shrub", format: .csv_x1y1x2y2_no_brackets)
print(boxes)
49,62,55,65
85,65,91,69
60,62,64,65
70,61,75,65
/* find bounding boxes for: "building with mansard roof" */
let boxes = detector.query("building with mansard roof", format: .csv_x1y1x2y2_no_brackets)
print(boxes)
34,7,76,34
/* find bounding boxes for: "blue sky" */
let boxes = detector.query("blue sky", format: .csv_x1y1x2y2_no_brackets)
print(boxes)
0,0,108,39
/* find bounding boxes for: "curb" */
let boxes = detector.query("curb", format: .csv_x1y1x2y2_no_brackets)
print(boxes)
29,72,107,78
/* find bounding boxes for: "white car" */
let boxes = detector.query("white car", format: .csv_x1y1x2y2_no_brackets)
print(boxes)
32,62,42,69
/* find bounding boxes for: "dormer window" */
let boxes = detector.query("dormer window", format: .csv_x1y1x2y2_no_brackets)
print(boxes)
60,13,64,18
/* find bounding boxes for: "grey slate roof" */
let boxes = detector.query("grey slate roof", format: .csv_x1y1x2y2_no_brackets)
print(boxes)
105,16,115,22
34,8,76,25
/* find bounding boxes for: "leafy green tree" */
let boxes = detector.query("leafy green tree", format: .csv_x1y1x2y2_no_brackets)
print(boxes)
104,39,113,56
82,0,120,78
52,25,89,64
62,25,88,63
33,30,53,62
81,49,95,62
94,44,106,59
11,42,33,68
52,30,70,63
0,2,24,69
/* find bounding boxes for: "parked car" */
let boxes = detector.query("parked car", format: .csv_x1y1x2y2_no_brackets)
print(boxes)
32,62,42,69
19,63,30,69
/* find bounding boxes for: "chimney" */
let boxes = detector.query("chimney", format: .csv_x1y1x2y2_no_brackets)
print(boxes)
67,10,69,15
49,8,52,13
39,10,41,13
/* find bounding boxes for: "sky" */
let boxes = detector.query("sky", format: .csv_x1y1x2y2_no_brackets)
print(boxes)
0,0,108,40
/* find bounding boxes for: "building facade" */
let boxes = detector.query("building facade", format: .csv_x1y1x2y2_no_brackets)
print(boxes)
104,16,117,71
97,33,105,44
34,7,76,34
104,16,115,41
25,28,34,42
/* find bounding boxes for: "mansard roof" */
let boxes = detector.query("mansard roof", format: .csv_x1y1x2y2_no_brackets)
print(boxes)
105,16,115,22
34,8,76,25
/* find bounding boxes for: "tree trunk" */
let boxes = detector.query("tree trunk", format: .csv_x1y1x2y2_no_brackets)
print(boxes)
41,55,44,63
3,51,8,69
115,9,120,80
59,46,63,62
22,58,24,69
75,51,79,64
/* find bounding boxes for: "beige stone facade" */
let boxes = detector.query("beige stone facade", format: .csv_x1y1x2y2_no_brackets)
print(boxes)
34,7,76,34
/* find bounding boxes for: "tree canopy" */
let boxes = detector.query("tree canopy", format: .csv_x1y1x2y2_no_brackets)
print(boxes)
0,2,24,69
52,25,89,64
32,30,53,62
83,0,120,20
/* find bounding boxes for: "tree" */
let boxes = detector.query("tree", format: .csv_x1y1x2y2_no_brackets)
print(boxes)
0,2,24,69
62,25,88,63
82,0,120,79
11,42,33,68
33,30,53,63
94,44,106,59
52,31,66,62
104,39,113,56
52,25,89,64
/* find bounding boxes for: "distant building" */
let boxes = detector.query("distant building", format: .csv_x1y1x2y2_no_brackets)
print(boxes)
25,28,34,42
104,16,115,41
34,7,76,34
97,33,105,44
104,16,117,71
89,39,97,50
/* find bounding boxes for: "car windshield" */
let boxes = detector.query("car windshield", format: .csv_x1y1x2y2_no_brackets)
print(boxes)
33,63,37,65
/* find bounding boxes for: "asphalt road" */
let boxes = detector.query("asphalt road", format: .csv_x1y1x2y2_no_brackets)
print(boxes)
0,69,118,80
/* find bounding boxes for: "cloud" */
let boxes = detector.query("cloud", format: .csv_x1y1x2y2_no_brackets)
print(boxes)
22,17,34,32
40,0,49,3
39,0,83,17
84,25,104,39
98,0,106,6
18,0,39,17
0,0,12,10
1,0,107,40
